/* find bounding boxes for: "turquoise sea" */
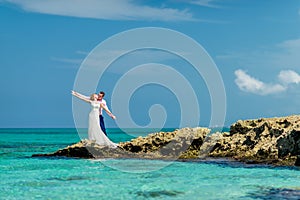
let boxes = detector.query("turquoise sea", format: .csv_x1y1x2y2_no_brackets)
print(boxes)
1,128,300,200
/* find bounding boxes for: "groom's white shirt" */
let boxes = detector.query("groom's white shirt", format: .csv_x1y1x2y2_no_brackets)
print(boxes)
98,99,108,115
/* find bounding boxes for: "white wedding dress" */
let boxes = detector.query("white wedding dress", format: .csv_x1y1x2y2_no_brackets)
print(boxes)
88,101,117,148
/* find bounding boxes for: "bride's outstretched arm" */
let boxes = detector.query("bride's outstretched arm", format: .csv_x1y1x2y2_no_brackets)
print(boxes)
72,91,91,103
72,91,89,99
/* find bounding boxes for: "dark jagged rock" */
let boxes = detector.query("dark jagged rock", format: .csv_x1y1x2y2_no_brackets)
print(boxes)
119,127,209,159
208,115,300,166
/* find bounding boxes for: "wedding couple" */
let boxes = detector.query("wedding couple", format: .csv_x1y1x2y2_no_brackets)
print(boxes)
72,90,118,148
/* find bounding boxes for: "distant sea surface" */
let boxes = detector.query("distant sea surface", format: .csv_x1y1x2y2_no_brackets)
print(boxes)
1,128,300,200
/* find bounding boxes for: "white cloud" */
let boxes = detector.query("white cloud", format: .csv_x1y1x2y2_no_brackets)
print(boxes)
278,70,300,85
219,37,300,96
235,69,300,95
234,69,286,95
4,0,194,21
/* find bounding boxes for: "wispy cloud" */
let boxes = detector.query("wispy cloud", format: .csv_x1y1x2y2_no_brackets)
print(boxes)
217,37,300,69
278,38,300,49
188,0,220,8
4,0,194,21
51,57,83,65
75,50,89,56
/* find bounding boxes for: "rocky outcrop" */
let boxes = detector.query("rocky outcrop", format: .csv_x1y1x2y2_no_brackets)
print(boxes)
119,127,209,159
208,115,300,166
32,115,300,166
33,127,210,160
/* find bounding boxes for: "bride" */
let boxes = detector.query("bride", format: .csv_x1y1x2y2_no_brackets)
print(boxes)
72,90,117,148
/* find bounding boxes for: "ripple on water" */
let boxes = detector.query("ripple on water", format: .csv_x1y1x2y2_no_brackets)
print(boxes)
47,176,96,181
134,190,185,198
245,186,300,200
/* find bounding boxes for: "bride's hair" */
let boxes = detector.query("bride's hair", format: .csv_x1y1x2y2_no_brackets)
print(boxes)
90,93,97,101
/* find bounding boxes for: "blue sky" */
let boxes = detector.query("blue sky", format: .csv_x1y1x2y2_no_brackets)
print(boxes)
0,0,300,128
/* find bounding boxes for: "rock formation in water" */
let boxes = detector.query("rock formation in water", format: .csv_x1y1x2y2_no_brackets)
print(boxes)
32,115,300,166
208,115,300,166
33,127,210,160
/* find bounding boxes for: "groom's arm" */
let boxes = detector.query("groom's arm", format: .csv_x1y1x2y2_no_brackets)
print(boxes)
102,100,116,119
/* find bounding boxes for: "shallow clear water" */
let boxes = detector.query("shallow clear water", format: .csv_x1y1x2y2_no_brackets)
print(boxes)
1,129,300,200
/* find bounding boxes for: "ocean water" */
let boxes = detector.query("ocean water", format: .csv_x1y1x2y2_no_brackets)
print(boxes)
1,128,300,200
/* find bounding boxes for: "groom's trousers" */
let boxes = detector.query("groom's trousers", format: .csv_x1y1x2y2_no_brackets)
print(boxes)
99,115,107,136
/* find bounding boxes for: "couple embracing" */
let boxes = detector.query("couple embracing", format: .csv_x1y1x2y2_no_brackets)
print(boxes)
72,90,117,148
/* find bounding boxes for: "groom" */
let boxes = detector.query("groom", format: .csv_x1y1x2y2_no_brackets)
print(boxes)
97,91,116,136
